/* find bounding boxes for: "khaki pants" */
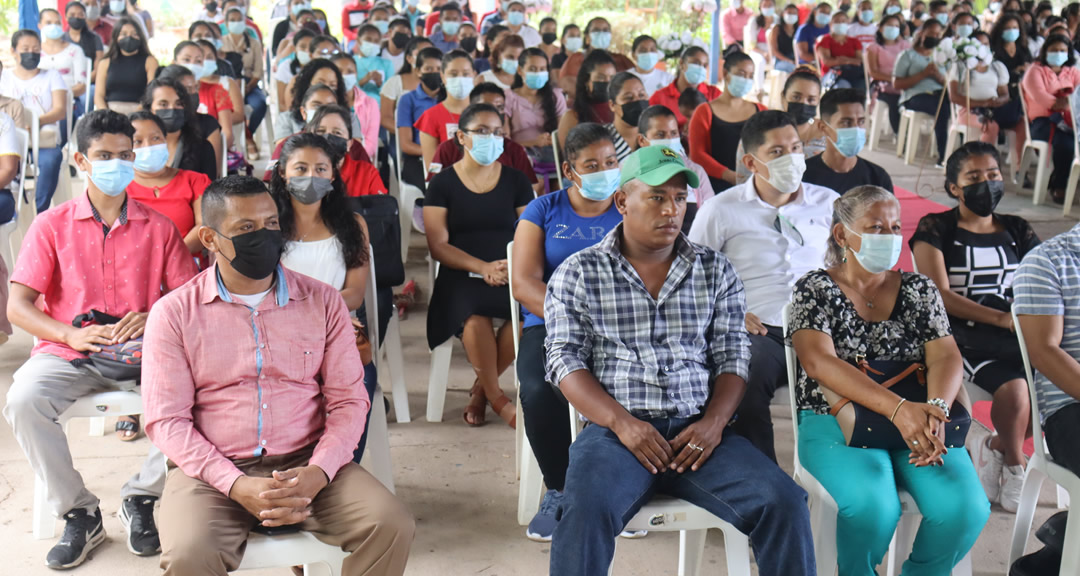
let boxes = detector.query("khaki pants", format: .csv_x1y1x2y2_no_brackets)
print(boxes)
159,448,414,576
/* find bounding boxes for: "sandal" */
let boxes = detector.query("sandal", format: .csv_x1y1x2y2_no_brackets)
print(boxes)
115,415,141,442
463,381,487,427
490,394,517,429
246,139,260,161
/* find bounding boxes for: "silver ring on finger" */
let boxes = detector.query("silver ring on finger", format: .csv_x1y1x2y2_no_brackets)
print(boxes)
688,443,704,452
911,440,920,446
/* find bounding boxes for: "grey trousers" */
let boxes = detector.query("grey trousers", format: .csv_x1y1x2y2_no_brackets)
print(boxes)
3,353,164,517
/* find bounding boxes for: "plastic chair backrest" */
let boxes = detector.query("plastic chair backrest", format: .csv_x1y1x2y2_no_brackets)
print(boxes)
221,130,228,177
14,128,28,207
364,252,381,367
782,303,803,474
1018,81,1034,147
507,241,520,355
861,47,872,101
1012,308,1051,462
65,90,74,145
394,100,406,189
550,130,564,189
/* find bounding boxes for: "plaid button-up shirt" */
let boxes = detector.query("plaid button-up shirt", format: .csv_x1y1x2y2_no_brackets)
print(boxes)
544,224,751,420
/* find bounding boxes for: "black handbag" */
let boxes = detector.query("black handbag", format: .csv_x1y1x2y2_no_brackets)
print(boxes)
348,195,405,288
950,294,1021,358
830,357,971,451
72,310,143,382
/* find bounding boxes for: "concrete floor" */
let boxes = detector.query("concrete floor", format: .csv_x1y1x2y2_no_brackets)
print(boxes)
0,138,1074,575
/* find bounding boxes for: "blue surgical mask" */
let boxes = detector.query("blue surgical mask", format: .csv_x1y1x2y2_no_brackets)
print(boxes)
882,25,901,40
648,138,684,156
990,1,1001,12
227,21,247,35
1048,50,1069,67
564,36,583,52
467,134,504,166
590,30,612,50
297,51,312,65
860,9,874,22
815,12,831,26
42,24,65,40
291,3,305,16
109,0,125,13
830,126,867,157
134,143,170,173
343,72,358,91
500,58,518,75
956,24,974,38
316,18,327,31
88,158,135,197
1003,28,1020,42
832,22,849,36
762,7,776,17
886,4,902,14
446,76,474,99
636,51,660,71
507,11,525,26
525,71,548,90
726,74,753,99
373,20,389,35
442,20,461,36
846,227,902,273
935,12,949,25
360,41,381,58
573,167,620,201
784,12,799,24
202,58,218,77
685,63,708,85
182,61,205,80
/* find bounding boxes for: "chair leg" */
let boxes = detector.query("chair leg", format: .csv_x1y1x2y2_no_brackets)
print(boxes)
896,114,910,158
720,527,752,576
678,529,709,576
607,539,619,576
1059,501,1080,576
1057,484,1069,509
383,312,410,424
33,475,55,540
363,386,395,494
1033,151,1052,205
808,495,838,576
885,527,901,576
953,550,973,576
1063,163,1080,216
1009,465,1047,566
892,512,919,575
904,119,921,165
399,205,413,265
516,429,544,526
303,561,336,576
426,342,452,422
88,416,106,436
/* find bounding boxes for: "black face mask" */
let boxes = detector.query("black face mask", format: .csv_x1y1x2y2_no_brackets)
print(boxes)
960,179,1004,217
620,99,649,127
217,227,284,280
787,101,817,125
155,108,186,133
460,36,478,53
590,81,609,102
118,36,141,53
392,32,410,49
912,10,924,20
421,72,443,91
838,3,851,12
206,1,218,11
325,133,349,158
921,36,940,49
68,16,86,30
19,52,40,70
542,32,557,44
286,176,335,204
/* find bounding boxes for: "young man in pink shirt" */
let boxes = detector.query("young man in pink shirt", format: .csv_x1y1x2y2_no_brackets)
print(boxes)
3,109,198,569
142,175,414,576
721,0,755,48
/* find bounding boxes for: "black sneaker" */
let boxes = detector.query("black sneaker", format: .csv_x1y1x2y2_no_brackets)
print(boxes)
119,496,161,556
45,507,105,569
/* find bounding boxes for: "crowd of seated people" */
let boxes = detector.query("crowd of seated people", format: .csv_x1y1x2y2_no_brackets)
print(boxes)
7,1,1080,575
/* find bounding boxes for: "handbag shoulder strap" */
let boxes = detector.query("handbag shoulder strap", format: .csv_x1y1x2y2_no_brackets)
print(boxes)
828,357,927,417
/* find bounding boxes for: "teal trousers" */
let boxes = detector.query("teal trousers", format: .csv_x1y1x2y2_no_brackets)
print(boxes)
798,411,990,576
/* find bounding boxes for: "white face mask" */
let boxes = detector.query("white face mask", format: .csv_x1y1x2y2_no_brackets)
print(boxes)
752,152,806,194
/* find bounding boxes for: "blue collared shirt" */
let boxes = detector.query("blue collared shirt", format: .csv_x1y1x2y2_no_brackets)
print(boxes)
396,85,439,144
429,28,460,53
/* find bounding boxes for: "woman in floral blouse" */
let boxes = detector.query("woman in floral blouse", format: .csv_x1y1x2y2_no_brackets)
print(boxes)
789,185,989,576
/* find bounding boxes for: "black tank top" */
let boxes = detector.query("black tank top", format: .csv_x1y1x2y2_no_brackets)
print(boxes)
105,52,148,104
777,25,796,62
709,114,748,193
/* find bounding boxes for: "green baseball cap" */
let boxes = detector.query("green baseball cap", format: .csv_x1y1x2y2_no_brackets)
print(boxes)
618,145,700,189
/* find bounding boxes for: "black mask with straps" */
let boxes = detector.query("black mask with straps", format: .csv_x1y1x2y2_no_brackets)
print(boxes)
960,179,1005,217
214,227,285,280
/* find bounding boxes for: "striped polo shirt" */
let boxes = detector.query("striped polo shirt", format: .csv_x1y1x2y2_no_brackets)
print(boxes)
1013,223,1080,421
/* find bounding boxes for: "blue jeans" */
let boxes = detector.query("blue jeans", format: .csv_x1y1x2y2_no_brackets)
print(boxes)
551,418,815,576
34,146,62,213
775,59,796,73
798,412,989,576
901,92,951,162
351,362,379,463
245,88,268,135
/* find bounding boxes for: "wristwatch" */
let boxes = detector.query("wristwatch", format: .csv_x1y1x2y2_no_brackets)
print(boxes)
927,398,950,418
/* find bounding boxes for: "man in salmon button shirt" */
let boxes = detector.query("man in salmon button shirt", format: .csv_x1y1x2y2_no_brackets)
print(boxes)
3,109,198,569
142,175,415,576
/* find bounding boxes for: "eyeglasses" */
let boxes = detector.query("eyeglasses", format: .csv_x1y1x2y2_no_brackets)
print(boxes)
773,213,804,246
462,128,506,137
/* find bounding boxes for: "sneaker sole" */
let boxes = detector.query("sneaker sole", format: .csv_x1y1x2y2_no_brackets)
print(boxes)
619,530,648,539
525,529,553,543
118,503,158,557
46,526,105,570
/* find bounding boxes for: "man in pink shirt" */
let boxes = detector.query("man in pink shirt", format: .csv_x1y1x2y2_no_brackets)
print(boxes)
721,0,755,47
3,109,198,569
142,175,414,576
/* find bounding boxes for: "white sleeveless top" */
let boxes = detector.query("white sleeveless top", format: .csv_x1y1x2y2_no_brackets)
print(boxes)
281,236,347,290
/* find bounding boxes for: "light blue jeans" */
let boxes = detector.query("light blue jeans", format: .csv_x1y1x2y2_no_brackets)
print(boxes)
798,411,989,576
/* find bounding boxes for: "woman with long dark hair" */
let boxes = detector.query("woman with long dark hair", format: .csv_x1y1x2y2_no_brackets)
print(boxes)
140,76,218,180
1021,33,1080,202
93,16,156,113
63,1,104,64
275,58,360,142
556,49,616,149
417,50,475,171
507,47,564,165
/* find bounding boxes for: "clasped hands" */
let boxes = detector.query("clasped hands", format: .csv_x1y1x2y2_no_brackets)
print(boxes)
229,466,329,527
892,400,951,467
613,413,726,475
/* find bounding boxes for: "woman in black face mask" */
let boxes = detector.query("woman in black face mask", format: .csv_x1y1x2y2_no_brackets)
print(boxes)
94,17,156,113
910,141,1041,513
604,71,647,163
892,19,951,162
305,105,387,197
556,49,615,150
781,68,826,156
140,76,220,180
396,46,445,191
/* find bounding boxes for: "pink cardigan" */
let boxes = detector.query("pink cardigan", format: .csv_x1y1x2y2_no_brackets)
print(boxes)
1022,63,1080,120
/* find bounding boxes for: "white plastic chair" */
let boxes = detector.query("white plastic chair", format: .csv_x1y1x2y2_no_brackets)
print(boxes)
234,78,248,160
1007,309,1080,574
782,304,972,576
507,241,545,525
364,254,410,423
766,69,789,110
358,257,396,493
864,52,893,152
565,403,753,576
944,102,970,160
392,109,425,264
0,128,30,273
549,130,564,190
33,389,143,540
1059,93,1080,215
1016,82,1053,205
896,108,937,165
234,529,348,575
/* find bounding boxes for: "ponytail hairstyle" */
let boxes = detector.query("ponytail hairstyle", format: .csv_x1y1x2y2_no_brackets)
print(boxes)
825,185,900,267
511,47,558,133
944,141,1000,198
399,37,434,75
572,49,616,124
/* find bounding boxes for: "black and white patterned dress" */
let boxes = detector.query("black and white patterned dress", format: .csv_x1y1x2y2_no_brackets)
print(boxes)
787,269,953,414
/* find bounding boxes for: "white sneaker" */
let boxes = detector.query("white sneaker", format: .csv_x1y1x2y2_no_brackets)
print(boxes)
619,529,648,539
973,435,1004,503
1000,464,1026,513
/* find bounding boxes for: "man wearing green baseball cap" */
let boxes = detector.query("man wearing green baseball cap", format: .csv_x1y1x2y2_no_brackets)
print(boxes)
543,145,815,575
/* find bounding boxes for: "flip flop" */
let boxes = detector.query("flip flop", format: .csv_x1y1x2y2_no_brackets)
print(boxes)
115,415,141,442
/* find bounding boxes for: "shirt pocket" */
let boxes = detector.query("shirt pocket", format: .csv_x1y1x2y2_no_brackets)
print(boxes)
289,340,325,384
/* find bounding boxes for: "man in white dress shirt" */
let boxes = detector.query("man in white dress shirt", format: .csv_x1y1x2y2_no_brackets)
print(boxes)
688,109,838,462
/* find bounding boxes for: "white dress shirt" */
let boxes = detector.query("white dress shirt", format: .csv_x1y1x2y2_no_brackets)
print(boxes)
688,176,838,327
